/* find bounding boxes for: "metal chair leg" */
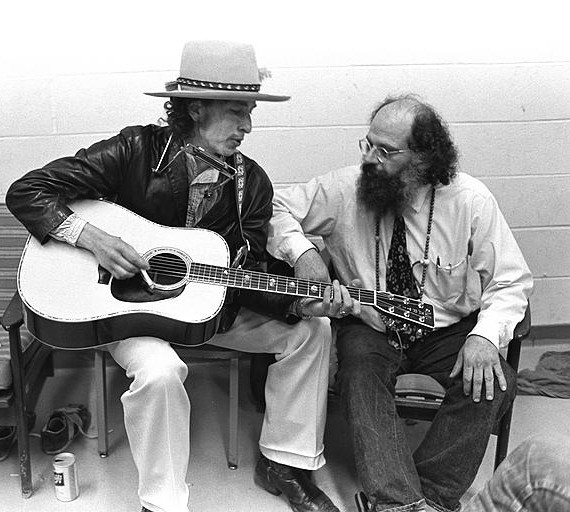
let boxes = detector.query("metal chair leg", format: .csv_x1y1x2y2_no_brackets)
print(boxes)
227,355,239,469
94,350,109,457
9,326,32,498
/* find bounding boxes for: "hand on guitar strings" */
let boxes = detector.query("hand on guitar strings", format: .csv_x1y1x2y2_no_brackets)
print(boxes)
300,279,362,319
76,223,149,280
293,248,361,319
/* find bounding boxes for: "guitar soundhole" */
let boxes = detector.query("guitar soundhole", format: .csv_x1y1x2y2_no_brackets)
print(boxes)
148,252,187,286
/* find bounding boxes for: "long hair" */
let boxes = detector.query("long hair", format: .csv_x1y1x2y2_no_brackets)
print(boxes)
370,95,458,186
163,97,213,138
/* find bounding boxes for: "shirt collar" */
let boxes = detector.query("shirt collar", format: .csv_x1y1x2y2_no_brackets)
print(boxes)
185,152,220,185
409,184,433,214
191,168,220,185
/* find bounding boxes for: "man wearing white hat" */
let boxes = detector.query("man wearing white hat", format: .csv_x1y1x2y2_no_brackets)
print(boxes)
7,40,350,512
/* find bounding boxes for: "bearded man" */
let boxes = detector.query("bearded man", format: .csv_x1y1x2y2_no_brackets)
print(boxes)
267,95,533,512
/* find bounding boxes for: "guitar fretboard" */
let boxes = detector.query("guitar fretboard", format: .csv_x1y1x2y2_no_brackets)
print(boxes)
189,262,378,304
147,256,433,327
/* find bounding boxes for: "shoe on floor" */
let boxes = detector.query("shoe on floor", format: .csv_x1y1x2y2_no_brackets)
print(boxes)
0,411,37,461
41,404,91,455
254,454,340,512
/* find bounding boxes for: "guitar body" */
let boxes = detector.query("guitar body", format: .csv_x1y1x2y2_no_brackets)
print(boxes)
18,200,229,349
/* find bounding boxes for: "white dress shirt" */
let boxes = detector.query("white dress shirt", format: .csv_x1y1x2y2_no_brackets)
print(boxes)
268,166,533,349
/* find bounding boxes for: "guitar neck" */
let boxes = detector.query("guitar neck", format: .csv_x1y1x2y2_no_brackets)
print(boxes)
186,262,434,329
188,262,378,305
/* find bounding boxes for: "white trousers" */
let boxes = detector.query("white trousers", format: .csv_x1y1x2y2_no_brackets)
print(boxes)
107,308,332,512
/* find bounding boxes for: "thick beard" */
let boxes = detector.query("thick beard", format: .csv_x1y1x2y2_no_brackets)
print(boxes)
356,162,425,217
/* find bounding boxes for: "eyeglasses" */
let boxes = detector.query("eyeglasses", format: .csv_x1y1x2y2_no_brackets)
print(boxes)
358,138,411,164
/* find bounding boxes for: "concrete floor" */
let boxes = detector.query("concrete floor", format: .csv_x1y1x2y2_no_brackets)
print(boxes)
1,339,569,512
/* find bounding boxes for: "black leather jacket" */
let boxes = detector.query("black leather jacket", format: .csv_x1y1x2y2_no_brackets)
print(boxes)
7,124,294,322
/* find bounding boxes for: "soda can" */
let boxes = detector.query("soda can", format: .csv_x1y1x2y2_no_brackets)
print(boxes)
52,452,79,501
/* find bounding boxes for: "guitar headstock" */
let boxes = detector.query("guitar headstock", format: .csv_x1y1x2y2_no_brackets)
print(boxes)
374,292,435,329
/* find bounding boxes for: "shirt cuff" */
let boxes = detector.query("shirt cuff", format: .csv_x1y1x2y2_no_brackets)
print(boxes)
49,213,88,247
468,313,512,350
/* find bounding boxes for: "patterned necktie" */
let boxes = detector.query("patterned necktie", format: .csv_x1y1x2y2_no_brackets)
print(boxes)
385,215,423,349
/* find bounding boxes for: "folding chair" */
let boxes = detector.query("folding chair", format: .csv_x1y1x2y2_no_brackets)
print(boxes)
1,293,54,497
94,344,244,469
394,303,531,469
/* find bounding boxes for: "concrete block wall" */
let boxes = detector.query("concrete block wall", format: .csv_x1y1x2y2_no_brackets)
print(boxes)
0,3,569,327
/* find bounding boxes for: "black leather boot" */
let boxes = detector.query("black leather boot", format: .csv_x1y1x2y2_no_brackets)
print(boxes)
254,454,340,512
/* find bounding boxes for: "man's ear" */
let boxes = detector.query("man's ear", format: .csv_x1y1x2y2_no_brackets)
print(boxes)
186,100,203,122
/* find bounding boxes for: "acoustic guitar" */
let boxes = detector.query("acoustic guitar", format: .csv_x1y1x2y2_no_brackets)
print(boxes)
17,199,435,349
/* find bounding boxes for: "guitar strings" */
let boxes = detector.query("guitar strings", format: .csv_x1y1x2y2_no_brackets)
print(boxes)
147,263,424,311
148,254,423,303
144,257,429,321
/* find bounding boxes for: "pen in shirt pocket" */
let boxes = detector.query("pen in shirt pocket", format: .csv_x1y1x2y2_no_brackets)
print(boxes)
436,257,458,275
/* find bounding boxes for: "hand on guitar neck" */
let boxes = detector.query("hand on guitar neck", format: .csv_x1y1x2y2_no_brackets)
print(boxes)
293,248,361,319
77,222,149,280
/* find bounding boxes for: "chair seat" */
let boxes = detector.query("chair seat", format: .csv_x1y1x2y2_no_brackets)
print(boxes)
174,344,244,360
395,373,446,401
395,374,445,418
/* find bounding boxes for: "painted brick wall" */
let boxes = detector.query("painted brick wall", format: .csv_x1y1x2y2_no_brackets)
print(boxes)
1,3,568,326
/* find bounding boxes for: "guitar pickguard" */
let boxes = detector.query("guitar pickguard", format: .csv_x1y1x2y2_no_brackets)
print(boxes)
110,274,185,303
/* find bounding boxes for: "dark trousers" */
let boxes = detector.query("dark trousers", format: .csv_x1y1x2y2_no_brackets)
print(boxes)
335,313,517,512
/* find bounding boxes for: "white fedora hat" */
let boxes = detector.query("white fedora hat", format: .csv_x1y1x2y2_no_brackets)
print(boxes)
145,40,290,102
